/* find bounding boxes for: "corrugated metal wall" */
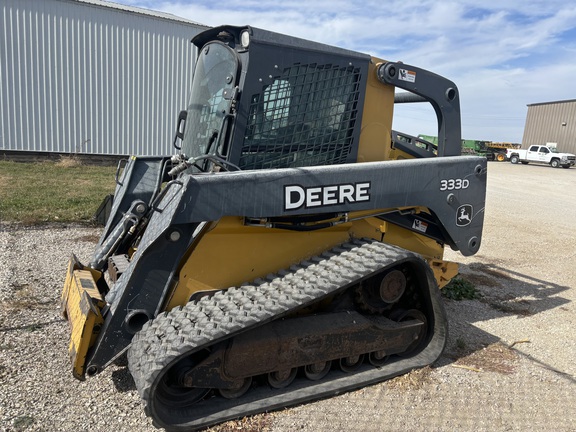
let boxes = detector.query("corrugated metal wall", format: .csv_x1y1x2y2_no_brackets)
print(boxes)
522,100,576,154
0,0,206,155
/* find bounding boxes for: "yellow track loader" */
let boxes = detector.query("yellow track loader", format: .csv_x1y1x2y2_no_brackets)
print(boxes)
61,25,486,430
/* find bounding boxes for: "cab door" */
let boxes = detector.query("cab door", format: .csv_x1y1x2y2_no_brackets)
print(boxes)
537,146,550,162
526,145,543,162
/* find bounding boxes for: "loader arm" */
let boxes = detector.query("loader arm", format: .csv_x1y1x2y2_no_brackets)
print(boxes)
83,153,484,375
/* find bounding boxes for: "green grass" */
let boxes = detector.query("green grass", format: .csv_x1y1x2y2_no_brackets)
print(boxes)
0,159,116,224
442,276,482,300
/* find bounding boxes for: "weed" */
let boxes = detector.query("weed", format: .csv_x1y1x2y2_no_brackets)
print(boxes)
13,415,35,431
25,323,43,332
442,277,482,300
456,338,467,350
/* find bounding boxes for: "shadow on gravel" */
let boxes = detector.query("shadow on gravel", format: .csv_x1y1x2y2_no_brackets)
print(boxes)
514,350,576,384
435,261,574,382
458,261,570,317
112,367,137,391
0,317,64,333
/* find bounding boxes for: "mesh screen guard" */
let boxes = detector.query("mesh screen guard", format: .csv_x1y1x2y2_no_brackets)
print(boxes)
239,63,362,170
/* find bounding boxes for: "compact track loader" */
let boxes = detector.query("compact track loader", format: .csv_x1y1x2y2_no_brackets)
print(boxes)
61,25,486,430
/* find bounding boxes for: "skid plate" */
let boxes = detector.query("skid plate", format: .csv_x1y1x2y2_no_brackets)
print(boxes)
61,255,105,380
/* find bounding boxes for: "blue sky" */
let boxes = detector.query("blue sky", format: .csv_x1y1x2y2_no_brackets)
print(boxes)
114,0,576,143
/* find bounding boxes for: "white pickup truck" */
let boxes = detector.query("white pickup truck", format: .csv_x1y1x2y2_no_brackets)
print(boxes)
507,145,575,168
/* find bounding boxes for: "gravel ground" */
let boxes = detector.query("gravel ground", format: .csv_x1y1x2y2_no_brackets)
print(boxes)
1,162,575,431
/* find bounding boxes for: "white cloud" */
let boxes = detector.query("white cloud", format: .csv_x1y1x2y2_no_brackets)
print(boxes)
114,0,576,141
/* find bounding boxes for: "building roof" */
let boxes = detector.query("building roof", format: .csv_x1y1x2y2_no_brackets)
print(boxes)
71,0,208,27
527,99,576,107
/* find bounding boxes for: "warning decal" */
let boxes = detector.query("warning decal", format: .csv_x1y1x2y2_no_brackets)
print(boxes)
399,69,416,83
412,219,428,233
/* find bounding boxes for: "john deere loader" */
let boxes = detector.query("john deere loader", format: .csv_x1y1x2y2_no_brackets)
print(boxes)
61,25,486,430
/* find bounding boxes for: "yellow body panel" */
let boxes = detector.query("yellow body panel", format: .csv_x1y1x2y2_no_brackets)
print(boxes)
356,57,395,163
61,257,104,380
166,212,452,310
166,217,352,309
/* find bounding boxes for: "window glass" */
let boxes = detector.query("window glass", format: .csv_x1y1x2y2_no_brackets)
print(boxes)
181,42,237,160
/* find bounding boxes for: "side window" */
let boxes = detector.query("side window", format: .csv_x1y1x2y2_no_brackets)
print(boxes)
540,147,549,154
529,145,539,152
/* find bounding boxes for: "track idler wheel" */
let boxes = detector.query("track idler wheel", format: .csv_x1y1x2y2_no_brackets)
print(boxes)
368,350,390,367
268,368,297,389
304,361,332,380
339,354,365,372
154,354,210,409
355,269,407,314
218,377,252,399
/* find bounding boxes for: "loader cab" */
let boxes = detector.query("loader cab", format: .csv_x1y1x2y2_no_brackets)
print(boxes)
176,25,462,175
178,25,371,172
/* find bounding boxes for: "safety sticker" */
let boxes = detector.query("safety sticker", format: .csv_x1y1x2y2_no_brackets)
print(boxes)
399,69,416,83
412,219,428,233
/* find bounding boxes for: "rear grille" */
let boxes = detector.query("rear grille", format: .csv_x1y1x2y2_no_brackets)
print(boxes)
240,63,361,170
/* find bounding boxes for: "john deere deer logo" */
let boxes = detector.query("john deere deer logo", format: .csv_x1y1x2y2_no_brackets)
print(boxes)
456,205,473,226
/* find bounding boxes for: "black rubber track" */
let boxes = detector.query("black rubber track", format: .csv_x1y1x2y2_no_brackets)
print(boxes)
127,238,447,431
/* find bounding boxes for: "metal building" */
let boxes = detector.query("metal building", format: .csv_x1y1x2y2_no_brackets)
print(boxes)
0,0,207,156
522,99,576,154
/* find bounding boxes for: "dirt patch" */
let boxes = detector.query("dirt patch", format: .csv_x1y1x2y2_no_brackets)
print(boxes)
211,413,275,432
56,156,83,168
386,366,435,390
74,234,101,243
0,283,54,312
462,263,516,288
482,298,533,316
467,263,514,280
455,342,518,374
1,284,38,311
462,272,500,287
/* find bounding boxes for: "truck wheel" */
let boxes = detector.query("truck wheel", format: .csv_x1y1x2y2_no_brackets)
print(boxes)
496,153,505,162
510,155,519,164
550,159,560,168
